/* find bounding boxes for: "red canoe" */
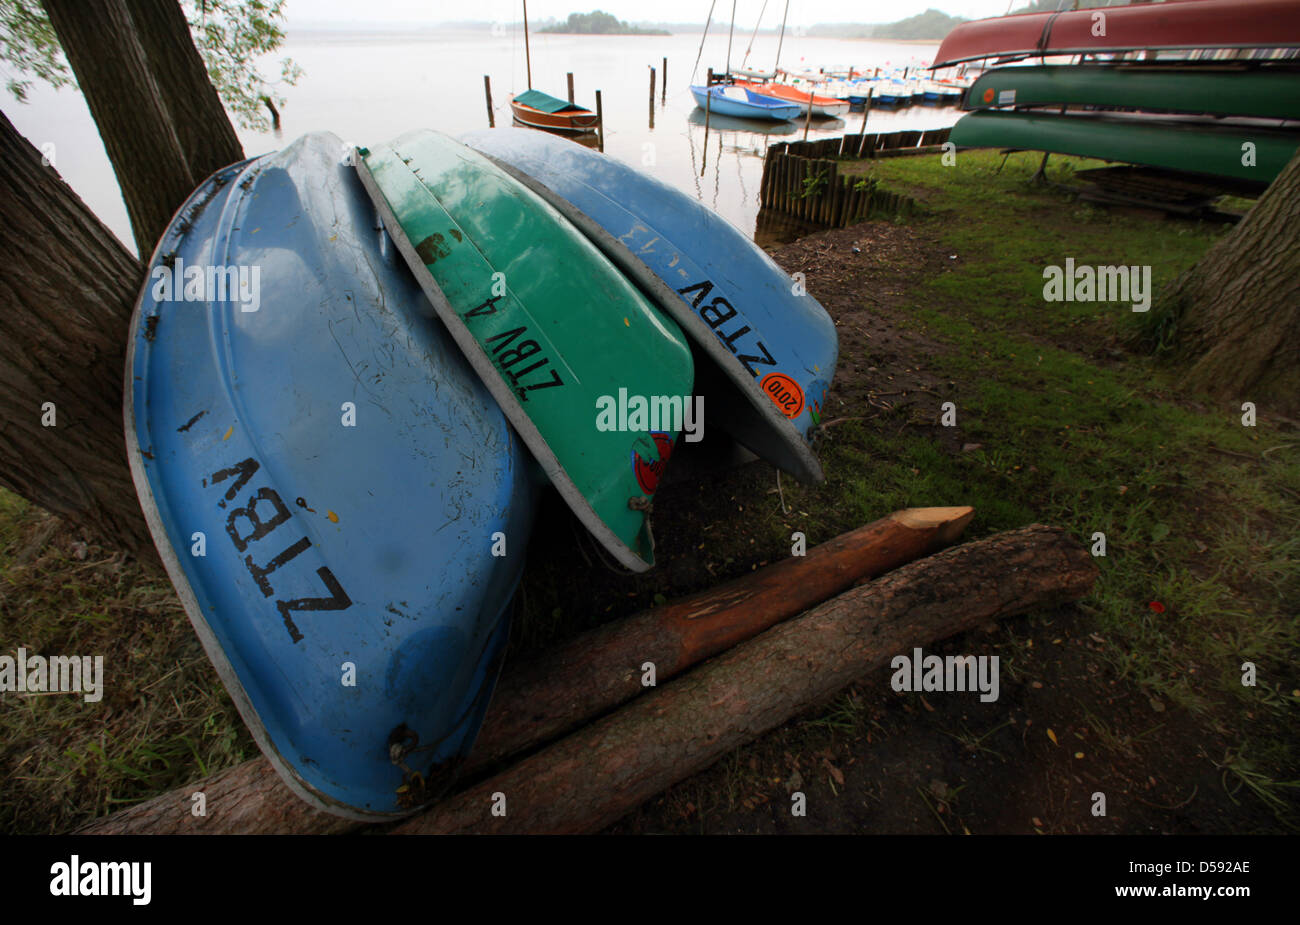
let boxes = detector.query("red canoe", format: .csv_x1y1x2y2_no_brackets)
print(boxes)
735,81,851,117
932,0,1300,68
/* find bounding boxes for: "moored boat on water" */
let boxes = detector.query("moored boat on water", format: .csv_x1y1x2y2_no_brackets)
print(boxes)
690,83,803,121
125,132,536,818
735,80,851,117
509,88,599,133
355,131,694,572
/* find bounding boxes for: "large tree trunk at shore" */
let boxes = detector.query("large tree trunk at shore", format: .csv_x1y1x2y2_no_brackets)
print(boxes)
41,0,197,257
0,111,157,565
124,0,245,181
1160,149,1300,416
0,1,245,560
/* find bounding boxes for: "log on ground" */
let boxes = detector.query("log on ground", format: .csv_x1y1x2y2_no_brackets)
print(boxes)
78,506,974,834
393,523,1096,835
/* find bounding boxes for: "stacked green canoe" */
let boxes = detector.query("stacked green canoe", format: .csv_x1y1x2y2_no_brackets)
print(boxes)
355,131,694,572
954,64,1300,185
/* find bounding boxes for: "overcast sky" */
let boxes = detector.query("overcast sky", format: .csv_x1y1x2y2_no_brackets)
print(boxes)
287,0,1026,29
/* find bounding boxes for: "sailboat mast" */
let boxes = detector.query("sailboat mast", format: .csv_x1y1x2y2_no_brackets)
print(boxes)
523,0,533,90
774,0,789,76
724,0,737,79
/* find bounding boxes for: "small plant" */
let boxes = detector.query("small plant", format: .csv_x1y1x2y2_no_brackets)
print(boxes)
793,170,829,200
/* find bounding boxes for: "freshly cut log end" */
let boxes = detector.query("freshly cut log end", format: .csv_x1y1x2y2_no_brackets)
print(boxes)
890,506,974,543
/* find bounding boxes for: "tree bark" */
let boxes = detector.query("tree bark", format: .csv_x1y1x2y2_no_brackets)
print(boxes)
79,507,975,834
0,111,158,566
124,0,245,179
42,0,198,257
393,524,1096,835
1160,148,1300,416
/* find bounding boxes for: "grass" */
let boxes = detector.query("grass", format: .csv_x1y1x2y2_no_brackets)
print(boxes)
760,149,1299,826
0,503,253,834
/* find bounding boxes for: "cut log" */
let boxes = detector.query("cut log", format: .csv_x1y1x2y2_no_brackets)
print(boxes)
393,524,1096,835
79,506,973,834
476,505,973,764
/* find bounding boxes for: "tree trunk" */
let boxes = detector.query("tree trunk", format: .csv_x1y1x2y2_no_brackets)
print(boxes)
124,0,245,180
1160,148,1300,416
79,507,975,834
0,111,158,565
393,524,1097,835
42,0,198,257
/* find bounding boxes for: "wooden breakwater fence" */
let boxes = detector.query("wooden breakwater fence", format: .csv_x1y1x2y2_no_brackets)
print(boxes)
759,128,952,227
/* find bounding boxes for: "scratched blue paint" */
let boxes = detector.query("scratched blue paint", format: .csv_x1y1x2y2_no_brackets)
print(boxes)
461,127,838,483
125,132,535,819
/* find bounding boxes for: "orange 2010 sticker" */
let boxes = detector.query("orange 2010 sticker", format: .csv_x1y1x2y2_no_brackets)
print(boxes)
760,372,804,419
983,87,995,104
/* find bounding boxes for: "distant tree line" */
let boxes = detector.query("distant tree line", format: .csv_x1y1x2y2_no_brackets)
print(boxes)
539,10,670,35
806,8,967,41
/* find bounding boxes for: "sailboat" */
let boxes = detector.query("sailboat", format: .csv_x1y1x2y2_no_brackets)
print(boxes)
509,1,599,134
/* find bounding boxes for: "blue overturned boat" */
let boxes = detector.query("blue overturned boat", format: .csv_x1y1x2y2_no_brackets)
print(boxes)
690,84,802,121
125,132,536,818
461,127,839,482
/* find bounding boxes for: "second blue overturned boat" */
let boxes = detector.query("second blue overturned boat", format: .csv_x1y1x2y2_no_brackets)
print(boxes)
461,127,838,483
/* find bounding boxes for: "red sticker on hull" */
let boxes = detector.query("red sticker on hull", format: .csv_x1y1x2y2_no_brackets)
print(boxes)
632,431,675,495
760,372,805,419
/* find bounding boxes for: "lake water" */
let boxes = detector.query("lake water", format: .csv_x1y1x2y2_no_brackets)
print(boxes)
7,28,957,255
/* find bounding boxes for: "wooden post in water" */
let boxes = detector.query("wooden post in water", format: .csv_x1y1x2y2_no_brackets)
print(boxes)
484,75,495,127
649,67,656,128
802,85,814,141
523,0,532,89
567,72,575,103
856,87,874,157
662,57,668,102
595,89,604,152
701,71,713,176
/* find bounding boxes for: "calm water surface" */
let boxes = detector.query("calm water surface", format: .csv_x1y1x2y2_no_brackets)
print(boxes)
7,28,959,255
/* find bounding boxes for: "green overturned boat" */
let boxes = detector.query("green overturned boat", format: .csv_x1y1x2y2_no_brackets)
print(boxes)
966,65,1300,121
355,131,694,572
950,110,1300,185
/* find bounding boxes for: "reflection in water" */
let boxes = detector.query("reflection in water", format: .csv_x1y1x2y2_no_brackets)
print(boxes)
754,208,826,249
686,108,799,136
509,118,600,148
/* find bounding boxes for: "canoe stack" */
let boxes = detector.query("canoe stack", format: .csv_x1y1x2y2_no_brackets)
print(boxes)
125,128,839,820
940,0,1300,187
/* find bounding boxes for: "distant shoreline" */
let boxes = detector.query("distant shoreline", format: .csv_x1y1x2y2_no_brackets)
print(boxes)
539,30,672,36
